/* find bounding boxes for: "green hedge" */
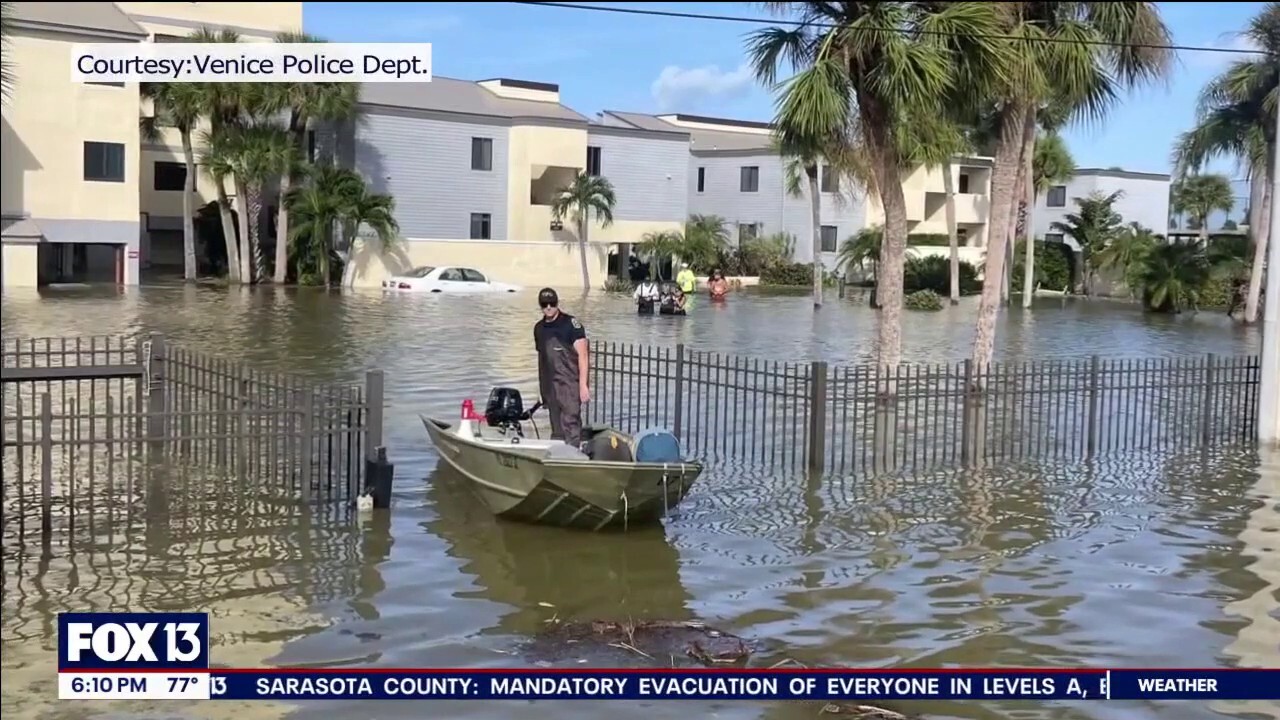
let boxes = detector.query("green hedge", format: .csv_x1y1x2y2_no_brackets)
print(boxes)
1199,276,1235,309
903,255,982,295
907,233,951,247
1011,241,1073,292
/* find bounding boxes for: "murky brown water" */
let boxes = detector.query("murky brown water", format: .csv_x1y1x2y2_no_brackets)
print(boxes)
1,284,1276,720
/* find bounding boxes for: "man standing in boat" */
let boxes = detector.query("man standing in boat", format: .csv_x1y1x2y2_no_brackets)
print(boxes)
534,288,591,449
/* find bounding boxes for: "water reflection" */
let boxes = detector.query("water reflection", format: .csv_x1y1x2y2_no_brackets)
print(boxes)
424,462,694,638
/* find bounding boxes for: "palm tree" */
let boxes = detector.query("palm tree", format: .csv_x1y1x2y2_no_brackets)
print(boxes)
267,30,360,284
1139,239,1211,314
188,27,247,284
1,1,15,102
141,82,204,282
636,229,683,280
1094,221,1157,297
1171,174,1235,241
896,112,970,306
968,2,1173,380
685,214,731,271
226,124,297,282
1172,4,1277,323
197,129,242,284
550,173,616,292
290,165,399,287
747,1,1010,372
1022,129,1076,306
1049,190,1126,296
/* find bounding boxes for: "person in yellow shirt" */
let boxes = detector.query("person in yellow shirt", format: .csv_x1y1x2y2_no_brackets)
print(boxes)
675,263,697,310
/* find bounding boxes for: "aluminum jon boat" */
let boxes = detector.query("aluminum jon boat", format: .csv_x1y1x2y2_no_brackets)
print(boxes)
421,387,703,531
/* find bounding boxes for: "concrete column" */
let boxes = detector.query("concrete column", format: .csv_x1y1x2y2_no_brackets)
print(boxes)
1258,107,1280,445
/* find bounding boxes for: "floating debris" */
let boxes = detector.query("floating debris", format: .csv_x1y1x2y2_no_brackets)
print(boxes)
819,703,911,719
525,619,752,667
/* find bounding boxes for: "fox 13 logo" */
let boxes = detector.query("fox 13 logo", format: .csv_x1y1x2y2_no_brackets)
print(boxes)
58,613,210,671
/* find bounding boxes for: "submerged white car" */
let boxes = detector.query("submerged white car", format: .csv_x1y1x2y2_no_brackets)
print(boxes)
382,266,522,293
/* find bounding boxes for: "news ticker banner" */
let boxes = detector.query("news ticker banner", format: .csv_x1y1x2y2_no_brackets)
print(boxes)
70,43,431,83
58,613,1280,702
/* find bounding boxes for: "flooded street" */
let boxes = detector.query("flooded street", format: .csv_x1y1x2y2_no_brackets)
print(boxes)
1,284,1276,720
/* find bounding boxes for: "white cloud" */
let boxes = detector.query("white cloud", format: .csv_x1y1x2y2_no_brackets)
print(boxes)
1186,32,1261,70
650,63,755,112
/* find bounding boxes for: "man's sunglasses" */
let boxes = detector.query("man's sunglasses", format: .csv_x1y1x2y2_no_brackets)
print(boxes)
539,301,558,308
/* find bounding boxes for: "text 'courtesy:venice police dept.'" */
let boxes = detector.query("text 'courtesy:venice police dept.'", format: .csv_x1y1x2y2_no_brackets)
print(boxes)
70,43,432,83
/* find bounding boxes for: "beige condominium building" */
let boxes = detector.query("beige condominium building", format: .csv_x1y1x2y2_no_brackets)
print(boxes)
0,1,301,288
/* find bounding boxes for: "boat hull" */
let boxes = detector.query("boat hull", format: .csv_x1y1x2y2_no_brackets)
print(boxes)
422,417,702,531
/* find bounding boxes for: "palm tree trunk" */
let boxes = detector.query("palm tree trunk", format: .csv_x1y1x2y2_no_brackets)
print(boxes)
235,179,253,284
215,183,240,284
971,105,1033,385
274,172,292,284
869,124,909,372
248,185,264,284
1244,167,1273,323
180,130,197,282
578,217,591,293
1021,135,1036,308
942,159,960,305
807,164,822,308
1198,216,1209,243
1004,161,1026,305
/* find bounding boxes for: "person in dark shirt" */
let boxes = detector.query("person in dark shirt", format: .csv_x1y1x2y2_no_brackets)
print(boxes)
533,288,590,448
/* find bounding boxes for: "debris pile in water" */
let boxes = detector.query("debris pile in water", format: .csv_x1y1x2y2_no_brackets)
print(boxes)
528,619,750,667
519,617,919,719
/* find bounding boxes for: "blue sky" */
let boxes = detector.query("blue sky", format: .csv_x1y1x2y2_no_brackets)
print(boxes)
306,1,1266,200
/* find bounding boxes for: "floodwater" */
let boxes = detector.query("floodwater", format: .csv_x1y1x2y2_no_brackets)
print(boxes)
1,284,1276,720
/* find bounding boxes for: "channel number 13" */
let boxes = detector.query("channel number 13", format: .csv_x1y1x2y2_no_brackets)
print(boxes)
210,675,226,696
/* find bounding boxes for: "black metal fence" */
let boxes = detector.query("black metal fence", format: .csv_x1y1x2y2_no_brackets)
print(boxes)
1,334,385,537
586,341,1261,474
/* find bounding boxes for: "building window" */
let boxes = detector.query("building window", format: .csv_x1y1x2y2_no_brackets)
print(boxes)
740,166,759,193
738,223,760,244
307,130,317,162
820,166,838,193
958,172,971,194
470,213,492,240
697,167,705,193
1045,233,1064,244
471,138,493,172
586,146,602,176
84,141,125,183
820,225,838,253
1047,185,1067,207
153,161,186,191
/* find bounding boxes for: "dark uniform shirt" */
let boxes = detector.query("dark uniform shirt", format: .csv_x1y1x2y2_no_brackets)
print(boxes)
533,312,587,399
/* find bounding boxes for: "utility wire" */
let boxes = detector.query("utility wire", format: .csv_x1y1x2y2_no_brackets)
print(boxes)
510,1,1270,57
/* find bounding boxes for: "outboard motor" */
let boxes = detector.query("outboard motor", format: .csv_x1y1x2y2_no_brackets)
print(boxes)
632,427,683,463
484,387,525,428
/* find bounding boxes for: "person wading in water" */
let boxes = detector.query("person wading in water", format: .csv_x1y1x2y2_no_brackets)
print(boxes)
533,288,591,449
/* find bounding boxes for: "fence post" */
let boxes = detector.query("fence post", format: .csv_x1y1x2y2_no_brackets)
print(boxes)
960,359,973,467
300,390,313,503
1086,355,1100,458
364,370,384,461
144,333,167,442
1201,353,1216,445
362,370,394,509
672,344,685,439
39,392,52,538
807,361,828,475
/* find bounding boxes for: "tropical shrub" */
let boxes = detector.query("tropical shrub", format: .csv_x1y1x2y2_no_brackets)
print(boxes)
1139,239,1212,313
720,233,795,276
1198,276,1234,309
760,262,813,287
603,276,634,293
1012,240,1075,293
905,289,944,311
903,255,981,295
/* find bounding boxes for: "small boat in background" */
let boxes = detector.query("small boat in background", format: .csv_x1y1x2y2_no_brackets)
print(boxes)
422,388,702,531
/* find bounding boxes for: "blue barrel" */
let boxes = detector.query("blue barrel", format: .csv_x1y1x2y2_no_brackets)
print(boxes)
633,427,683,463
